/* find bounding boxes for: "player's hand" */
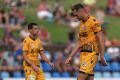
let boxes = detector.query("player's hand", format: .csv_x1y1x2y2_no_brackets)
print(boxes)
48,62,54,68
32,65,39,72
101,56,108,66
65,56,72,64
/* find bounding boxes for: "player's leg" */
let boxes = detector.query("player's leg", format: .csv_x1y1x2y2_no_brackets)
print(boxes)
87,75,94,80
24,66,37,80
79,52,97,80
36,68,45,80
77,71,88,80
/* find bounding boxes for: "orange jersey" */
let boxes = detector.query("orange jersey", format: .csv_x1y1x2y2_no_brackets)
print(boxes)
22,36,44,66
79,16,101,53
79,16,101,74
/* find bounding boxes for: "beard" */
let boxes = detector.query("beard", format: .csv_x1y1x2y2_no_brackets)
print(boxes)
33,33,37,37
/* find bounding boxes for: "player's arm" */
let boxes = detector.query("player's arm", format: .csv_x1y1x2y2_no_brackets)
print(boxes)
39,50,54,67
96,31,105,56
96,31,107,66
65,41,81,64
38,40,54,67
93,18,107,66
22,51,39,72
22,51,35,67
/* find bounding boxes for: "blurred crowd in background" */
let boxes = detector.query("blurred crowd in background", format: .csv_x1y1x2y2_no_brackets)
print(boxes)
0,0,120,78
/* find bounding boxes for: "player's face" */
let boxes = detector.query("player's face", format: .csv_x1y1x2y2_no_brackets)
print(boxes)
72,9,87,20
31,25,38,36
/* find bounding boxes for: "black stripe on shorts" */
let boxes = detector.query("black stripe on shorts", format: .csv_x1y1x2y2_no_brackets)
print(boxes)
79,71,94,76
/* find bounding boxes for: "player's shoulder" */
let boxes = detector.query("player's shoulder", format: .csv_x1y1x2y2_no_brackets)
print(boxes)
37,37,42,42
23,36,30,43
90,16,98,22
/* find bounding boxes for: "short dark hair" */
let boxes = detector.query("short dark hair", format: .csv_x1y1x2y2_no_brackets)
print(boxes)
72,3,84,11
28,23,37,30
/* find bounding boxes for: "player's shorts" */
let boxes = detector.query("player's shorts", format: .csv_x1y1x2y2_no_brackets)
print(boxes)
24,66,45,80
79,51,99,75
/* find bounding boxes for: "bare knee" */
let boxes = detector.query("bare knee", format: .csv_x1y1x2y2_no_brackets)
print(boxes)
77,73,88,80
87,76,94,80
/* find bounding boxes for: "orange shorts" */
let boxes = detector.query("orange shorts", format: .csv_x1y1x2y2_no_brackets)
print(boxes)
24,66,45,80
79,52,99,75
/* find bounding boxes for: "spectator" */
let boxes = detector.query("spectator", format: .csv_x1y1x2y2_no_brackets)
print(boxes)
0,50,9,71
73,53,80,71
107,46,120,61
4,0,12,5
5,51,14,70
69,19,80,29
1,59,9,71
16,0,28,7
9,6,19,24
38,27,51,46
4,0,12,10
68,30,76,43
37,0,53,20
83,0,97,10
53,0,66,24
54,51,68,72
0,50,4,70
115,0,120,16
9,7,22,30
106,0,116,15
14,43,23,71
16,8,26,25
96,7,108,36
20,26,30,39
111,39,120,46
0,8,9,28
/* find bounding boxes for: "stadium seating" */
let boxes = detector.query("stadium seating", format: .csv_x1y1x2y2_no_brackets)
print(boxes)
45,72,51,78
13,71,22,78
104,52,112,62
45,51,51,60
1,71,10,78
22,73,25,77
94,63,102,71
53,52,60,60
112,72,120,78
62,72,70,77
111,62,120,71
41,62,52,72
52,72,61,77
95,72,102,78
103,72,111,78
102,63,111,71
73,72,78,77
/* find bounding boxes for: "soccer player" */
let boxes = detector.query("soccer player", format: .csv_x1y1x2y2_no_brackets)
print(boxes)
65,3,107,80
22,23,54,80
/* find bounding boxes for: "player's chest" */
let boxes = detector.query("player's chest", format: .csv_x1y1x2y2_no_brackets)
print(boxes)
28,40,40,49
79,21,93,32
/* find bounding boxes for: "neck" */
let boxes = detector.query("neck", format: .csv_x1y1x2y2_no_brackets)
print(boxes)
82,15,90,22
29,34,36,40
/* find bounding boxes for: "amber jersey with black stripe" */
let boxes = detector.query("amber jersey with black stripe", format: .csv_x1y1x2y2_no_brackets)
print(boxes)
79,16,101,53
22,36,44,66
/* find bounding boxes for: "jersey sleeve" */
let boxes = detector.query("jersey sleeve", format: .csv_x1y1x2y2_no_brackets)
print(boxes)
22,38,29,52
91,18,102,33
